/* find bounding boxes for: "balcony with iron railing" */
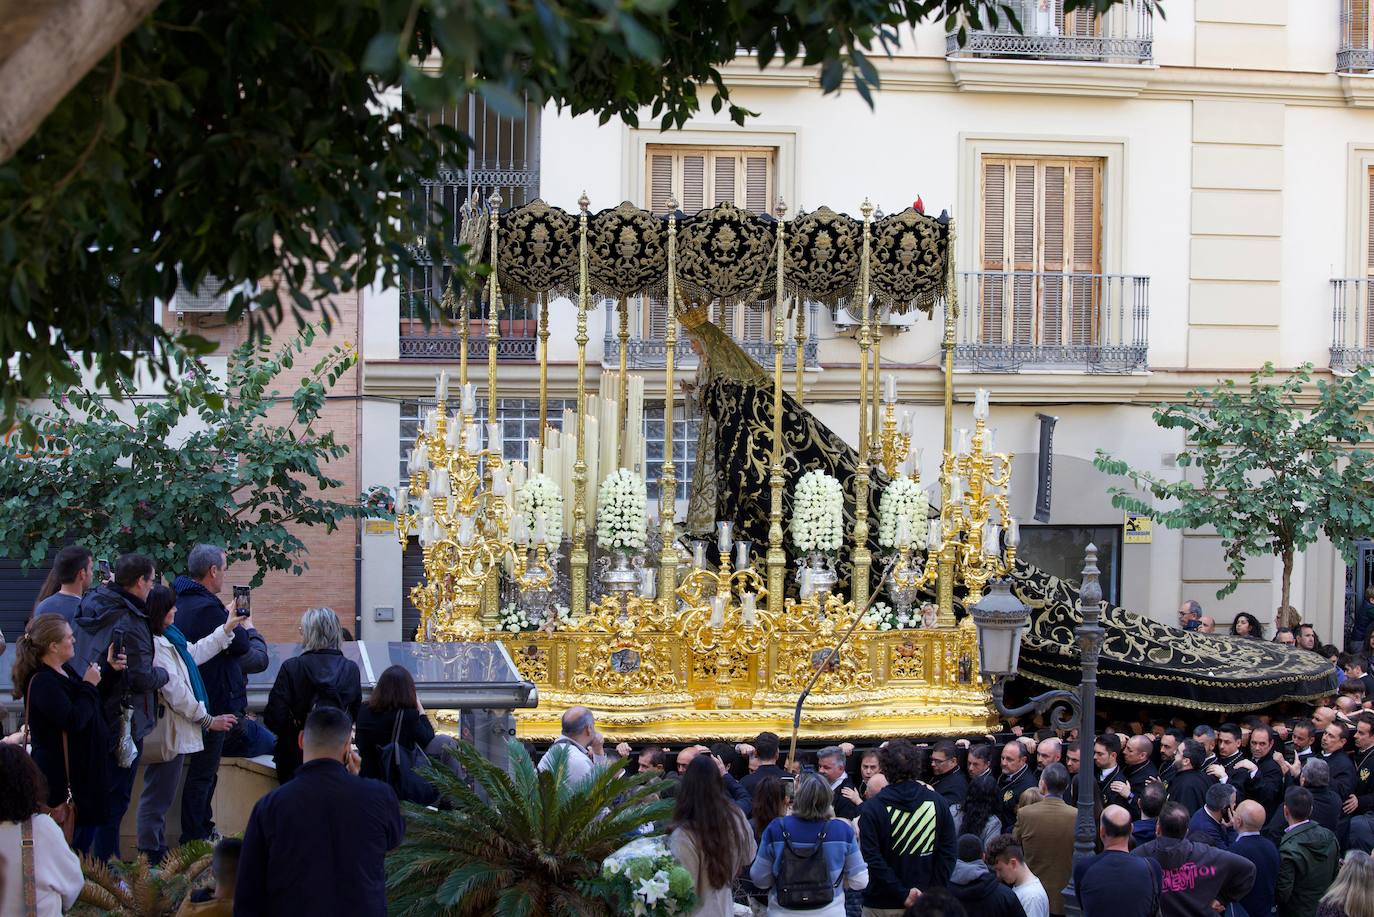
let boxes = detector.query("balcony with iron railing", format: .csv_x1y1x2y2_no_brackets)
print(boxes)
602,302,821,371
399,291,540,361
945,0,1153,64
953,271,1149,373
1340,1,1374,73
1331,279,1374,373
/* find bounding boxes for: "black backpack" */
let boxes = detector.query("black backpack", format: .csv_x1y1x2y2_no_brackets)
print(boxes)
775,820,838,910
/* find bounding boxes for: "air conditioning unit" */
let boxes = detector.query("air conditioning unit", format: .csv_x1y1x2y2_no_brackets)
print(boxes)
832,304,917,331
173,274,239,313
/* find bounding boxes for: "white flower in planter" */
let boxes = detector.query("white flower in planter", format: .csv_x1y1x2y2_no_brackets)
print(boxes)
514,473,564,546
877,475,930,549
596,468,647,553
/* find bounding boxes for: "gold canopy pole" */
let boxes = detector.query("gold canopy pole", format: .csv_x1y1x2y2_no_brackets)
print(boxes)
659,198,681,613
767,200,788,619
537,292,549,448
571,192,591,617
851,199,874,611
617,295,631,469
794,303,806,403
937,217,959,628
483,192,503,622
870,317,883,443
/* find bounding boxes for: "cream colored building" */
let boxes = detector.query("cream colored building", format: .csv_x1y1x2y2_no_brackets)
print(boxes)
355,0,1374,646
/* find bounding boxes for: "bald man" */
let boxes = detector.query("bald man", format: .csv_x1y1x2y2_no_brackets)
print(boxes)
1073,806,1162,917
1121,735,1159,801
1036,737,1063,773
538,706,606,787
1312,707,1337,732
1230,800,1279,917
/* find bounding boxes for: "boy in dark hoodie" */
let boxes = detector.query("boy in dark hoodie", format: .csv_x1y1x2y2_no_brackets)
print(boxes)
859,740,958,912
946,834,1026,917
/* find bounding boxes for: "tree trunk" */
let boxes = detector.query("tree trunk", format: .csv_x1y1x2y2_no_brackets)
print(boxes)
1280,546,1294,628
0,0,161,163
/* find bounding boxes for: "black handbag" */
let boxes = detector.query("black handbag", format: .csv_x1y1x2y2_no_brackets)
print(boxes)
380,711,439,806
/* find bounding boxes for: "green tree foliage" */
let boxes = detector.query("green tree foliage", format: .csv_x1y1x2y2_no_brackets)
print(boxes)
386,739,671,916
0,326,361,582
1093,364,1374,611
0,0,1152,420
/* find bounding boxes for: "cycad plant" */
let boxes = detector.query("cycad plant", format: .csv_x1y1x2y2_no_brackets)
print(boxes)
386,738,673,916
71,841,214,916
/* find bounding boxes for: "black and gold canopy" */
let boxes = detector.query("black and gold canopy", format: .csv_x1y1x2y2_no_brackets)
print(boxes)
479,199,952,318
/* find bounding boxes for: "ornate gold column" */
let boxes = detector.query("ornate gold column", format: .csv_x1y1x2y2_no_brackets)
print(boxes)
851,199,874,611
659,198,681,614
617,295,631,468
938,217,960,629
794,302,806,404
537,292,550,448
571,192,591,617
767,201,788,618
483,192,503,622
870,319,883,443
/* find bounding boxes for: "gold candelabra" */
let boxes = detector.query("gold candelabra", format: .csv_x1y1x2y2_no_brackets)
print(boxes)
878,399,913,479
916,388,1019,616
395,384,556,640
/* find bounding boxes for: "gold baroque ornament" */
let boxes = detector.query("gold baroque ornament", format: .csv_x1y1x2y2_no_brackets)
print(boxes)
587,202,667,299
496,199,579,299
676,202,778,306
869,207,950,316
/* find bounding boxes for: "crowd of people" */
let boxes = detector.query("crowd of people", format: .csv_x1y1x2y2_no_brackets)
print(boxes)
4,559,1374,916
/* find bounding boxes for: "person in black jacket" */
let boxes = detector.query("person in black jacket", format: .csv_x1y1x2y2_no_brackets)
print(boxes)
738,731,787,799
997,741,1037,831
72,553,167,861
236,706,404,917
819,745,861,820
947,834,1027,917
174,544,270,843
1133,802,1255,917
1167,739,1212,817
10,613,115,855
263,608,361,783
929,741,969,808
1320,722,1357,801
1237,724,1286,820
859,740,958,912
355,665,459,785
1261,757,1342,846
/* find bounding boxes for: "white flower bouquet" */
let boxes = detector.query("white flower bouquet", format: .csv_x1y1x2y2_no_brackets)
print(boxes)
499,602,572,633
877,475,929,549
597,468,648,554
863,600,922,631
602,837,697,917
514,472,564,546
791,470,844,554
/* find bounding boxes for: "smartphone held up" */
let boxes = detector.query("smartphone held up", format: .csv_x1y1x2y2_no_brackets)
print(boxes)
233,585,252,617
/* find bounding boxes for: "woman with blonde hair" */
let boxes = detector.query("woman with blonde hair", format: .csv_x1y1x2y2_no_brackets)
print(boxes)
749,771,868,916
1318,850,1374,917
263,608,361,782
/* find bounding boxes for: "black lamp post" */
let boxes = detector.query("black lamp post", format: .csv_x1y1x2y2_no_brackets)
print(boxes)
969,544,1105,917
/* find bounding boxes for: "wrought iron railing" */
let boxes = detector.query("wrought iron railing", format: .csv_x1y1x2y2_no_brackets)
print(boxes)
1340,1,1374,72
946,0,1152,64
953,270,1149,372
1331,279,1374,373
399,333,539,361
602,302,821,370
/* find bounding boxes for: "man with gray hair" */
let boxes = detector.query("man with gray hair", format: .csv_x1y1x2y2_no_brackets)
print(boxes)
1262,756,1342,843
818,745,861,820
175,543,266,844
1178,599,1203,631
538,706,606,787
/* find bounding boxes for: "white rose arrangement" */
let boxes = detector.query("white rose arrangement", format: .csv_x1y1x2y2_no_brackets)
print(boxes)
791,470,844,554
596,468,648,553
877,475,929,549
863,600,922,631
514,473,564,546
499,602,572,633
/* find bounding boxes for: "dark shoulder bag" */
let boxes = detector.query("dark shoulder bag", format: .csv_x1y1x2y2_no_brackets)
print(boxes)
380,710,439,806
24,686,77,844
774,819,836,910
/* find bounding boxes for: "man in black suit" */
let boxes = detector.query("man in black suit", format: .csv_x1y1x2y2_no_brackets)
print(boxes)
1232,800,1280,917
1237,725,1286,820
1320,721,1357,801
1157,729,1184,788
1121,735,1159,800
1262,757,1343,843
738,731,787,800
929,740,968,808
1342,653,1374,699
1096,733,1137,818
1344,713,1374,851
818,745,861,819
1167,739,1212,816
236,706,404,917
997,740,1037,831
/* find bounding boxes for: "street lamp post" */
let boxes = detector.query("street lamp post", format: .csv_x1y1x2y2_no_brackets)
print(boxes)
969,544,1105,917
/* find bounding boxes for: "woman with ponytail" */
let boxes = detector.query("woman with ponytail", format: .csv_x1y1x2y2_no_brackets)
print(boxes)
14,613,116,853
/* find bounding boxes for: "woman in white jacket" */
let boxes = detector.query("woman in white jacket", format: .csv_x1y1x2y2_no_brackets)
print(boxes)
0,745,83,917
135,585,239,862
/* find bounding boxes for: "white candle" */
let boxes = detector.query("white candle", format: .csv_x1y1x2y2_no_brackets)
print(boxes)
692,541,707,569
512,514,529,545
445,417,459,449
956,428,969,455
801,566,814,598
735,540,752,570
446,495,457,518
465,423,482,454
983,428,996,456
420,491,434,517
896,515,911,551
983,522,1001,557
461,383,477,416
436,369,449,403
511,460,527,490
717,520,734,555
927,518,942,551
533,512,547,546
949,475,962,503
884,374,896,405
528,438,541,475
710,595,726,628
458,517,475,546
406,448,418,475
397,486,408,514
974,387,990,421
639,568,657,599
491,464,507,496
487,422,503,457
900,411,912,435
1006,517,1021,548
741,592,757,626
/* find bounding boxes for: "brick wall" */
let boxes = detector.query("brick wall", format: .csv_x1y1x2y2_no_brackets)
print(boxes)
169,295,362,642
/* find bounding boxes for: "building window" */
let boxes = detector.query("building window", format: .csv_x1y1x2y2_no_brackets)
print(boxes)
979,155,1103,346
399,397,574,487
1016,524,1121,607
644,400,699,506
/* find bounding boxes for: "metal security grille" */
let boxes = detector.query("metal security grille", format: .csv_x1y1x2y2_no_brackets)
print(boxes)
644,400,699,506
946,0,1152,63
